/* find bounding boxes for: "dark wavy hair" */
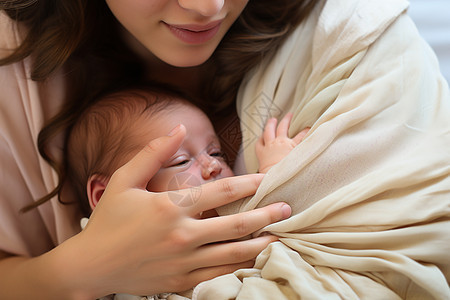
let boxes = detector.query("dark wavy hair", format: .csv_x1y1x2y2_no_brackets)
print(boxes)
0,0,318,211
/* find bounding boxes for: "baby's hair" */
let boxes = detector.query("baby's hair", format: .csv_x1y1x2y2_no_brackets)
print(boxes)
64,84,198,216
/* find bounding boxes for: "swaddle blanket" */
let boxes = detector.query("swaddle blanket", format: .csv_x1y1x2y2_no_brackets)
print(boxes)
193,0,450,299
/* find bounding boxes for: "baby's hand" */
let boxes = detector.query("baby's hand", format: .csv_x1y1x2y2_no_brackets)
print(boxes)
256,113,309,173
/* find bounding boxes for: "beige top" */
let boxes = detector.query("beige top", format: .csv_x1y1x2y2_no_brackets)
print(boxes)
201,0,450,299
0,12,81,256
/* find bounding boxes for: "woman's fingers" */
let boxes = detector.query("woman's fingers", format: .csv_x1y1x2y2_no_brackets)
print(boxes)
110,124,186,189
188,261,255,284
181,236,279,283
164,261,256,293
191,203,291,245
178,173,265,215
167,236,279,292
189,235,278,268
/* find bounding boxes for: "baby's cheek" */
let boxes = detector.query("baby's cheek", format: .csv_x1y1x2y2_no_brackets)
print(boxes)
222,166,235,178
167,172,204,190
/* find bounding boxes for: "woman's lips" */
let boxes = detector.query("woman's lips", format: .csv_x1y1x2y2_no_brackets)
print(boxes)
164,20,222,44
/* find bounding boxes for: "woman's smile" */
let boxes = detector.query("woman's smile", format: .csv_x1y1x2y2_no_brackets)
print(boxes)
105,0,249,67
163,19,223,44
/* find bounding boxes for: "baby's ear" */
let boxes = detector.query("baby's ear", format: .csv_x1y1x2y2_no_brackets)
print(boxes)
87,174,109,211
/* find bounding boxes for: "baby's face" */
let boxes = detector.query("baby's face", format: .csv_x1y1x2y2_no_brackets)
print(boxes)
140,102,234,193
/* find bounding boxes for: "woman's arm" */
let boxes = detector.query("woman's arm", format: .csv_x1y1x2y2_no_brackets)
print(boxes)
0,250,79,298
0,126,291,299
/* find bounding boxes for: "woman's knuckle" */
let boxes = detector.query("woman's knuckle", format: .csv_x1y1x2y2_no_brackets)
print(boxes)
234,216,249,236
151,199,179,221
144,138,162,154
165,258,187,276
221,180,237,199
168,228,193,250
166,274,188,291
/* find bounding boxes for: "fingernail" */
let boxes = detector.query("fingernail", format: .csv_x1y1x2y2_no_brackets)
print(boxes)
168,124,182,136
281,204,291,219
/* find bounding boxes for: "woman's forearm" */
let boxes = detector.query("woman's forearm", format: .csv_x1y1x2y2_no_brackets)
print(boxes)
0,241,94,300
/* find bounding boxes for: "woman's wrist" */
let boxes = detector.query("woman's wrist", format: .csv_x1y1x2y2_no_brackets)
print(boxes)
0,242,93,300
46,233,101,299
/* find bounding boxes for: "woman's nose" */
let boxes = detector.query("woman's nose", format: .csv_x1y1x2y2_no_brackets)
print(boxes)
178,0,224,17
201,157,223,180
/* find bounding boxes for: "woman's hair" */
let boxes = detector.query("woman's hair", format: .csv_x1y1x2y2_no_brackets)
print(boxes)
0,0,318,211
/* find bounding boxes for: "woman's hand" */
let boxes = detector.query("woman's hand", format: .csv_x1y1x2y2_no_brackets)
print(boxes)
53,125,291,299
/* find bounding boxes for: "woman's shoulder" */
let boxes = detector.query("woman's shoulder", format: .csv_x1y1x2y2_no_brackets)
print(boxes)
313,0,409,56
0,12,79,254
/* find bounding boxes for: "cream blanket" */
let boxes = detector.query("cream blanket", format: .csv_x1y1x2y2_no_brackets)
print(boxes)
193,0,450,299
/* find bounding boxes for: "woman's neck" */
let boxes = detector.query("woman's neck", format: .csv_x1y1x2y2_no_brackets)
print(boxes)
145,58,210,98
122,28,211,97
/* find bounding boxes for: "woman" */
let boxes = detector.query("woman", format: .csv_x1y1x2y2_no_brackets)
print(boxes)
1,0,449,299
0,0,311,298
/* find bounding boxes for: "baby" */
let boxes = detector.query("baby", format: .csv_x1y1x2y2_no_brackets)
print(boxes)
66,85,307,217
64,84,307,299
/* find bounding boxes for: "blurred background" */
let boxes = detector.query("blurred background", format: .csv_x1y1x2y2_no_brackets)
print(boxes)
408,0,450,84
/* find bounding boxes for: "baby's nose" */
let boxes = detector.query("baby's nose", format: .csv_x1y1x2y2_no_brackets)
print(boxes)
200,157,223,180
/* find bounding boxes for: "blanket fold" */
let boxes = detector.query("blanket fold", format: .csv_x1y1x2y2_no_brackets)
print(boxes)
198,0,450,299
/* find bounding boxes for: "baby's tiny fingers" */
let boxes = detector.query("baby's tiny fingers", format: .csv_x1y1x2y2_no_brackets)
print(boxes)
293,127,310,144
256,134,265,148
263,118,277,142
276,113,293,137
